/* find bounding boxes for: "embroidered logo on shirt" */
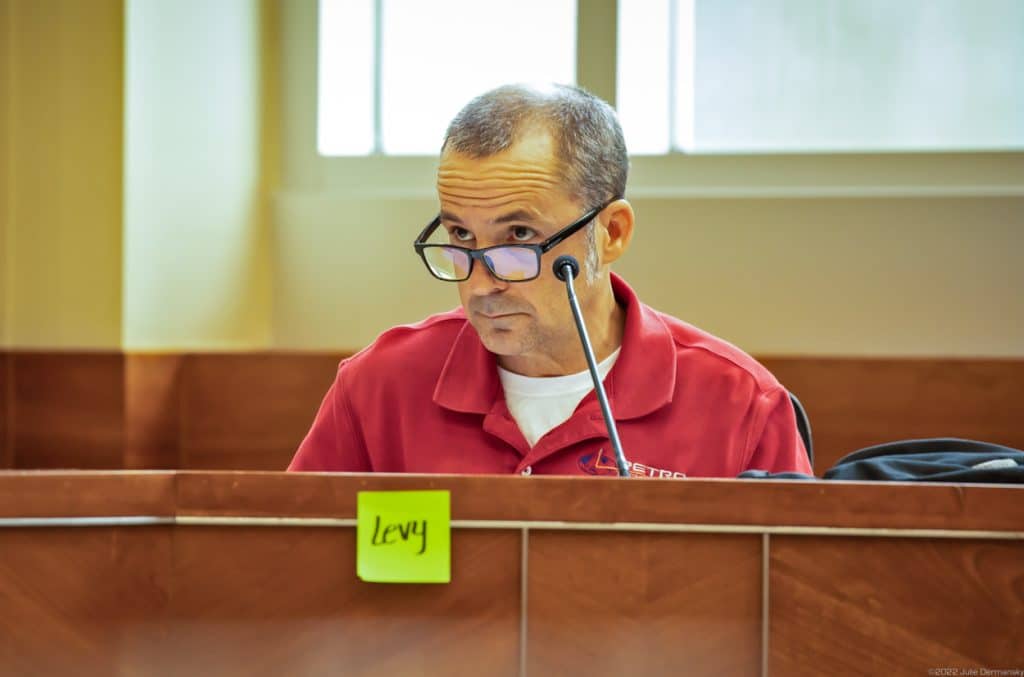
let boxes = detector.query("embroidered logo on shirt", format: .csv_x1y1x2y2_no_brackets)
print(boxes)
578,450,686,479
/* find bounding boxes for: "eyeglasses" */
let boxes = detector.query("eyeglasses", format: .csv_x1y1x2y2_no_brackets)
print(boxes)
412,198,618,283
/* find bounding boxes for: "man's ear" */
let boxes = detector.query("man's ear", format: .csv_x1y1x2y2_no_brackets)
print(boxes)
599,199,634,265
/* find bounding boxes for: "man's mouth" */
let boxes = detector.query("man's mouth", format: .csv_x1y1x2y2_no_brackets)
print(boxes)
480,312,522,319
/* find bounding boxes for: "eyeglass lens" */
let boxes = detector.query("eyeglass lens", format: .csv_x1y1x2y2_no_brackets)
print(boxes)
423,246,539,281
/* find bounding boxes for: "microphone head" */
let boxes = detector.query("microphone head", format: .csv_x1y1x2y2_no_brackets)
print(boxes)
553,255,580,281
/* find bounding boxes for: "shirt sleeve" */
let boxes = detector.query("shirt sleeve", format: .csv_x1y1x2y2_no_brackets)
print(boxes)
287,366,372,472
743,387,814,475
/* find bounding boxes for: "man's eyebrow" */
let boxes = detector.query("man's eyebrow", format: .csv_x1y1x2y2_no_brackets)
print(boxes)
439,210,462,224
492,209,539,225
439,209,541,226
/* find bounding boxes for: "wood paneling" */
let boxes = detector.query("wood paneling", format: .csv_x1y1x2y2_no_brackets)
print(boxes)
10,352,124,469
124,354,183,469
0,526,173,677
0,523,520,677
2,351,344,470
2,352,1022,473
763,357,1024,475
164,527,520,677
0,353,9,468
0,471,175,518
769,536,1024,676
528,531,762,676
0,473,1022,674
2,471,1014,532
178,353,343,470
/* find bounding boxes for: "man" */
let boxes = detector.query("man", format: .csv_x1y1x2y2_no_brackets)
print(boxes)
288,83,812,478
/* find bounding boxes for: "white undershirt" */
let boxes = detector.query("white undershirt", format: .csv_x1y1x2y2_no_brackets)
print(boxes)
498,348,621,448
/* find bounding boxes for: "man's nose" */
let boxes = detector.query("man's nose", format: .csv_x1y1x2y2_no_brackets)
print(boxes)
464,256,509,296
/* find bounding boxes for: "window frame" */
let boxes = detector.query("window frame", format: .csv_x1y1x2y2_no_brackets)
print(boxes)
291,0,1024,200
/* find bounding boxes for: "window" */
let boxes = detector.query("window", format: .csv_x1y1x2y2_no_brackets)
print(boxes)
318,0,577,156
319,0,1024,158
617,0,1024,154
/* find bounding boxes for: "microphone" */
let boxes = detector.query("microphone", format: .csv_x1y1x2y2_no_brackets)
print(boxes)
553,255,630,478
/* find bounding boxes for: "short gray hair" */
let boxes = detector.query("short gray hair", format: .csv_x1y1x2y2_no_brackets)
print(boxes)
441,84,628,209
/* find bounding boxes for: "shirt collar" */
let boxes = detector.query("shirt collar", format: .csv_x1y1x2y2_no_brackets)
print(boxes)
433,272,676,419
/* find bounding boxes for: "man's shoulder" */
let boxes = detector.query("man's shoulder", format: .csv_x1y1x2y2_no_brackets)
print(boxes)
368,307,468,352
338,308,468,380
649,306,783,394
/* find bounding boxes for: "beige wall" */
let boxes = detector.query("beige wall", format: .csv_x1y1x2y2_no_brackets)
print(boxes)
123,0,270,350
1,0,123,349
273,0,1024,356
271,192,1024,356
618,197,1024,356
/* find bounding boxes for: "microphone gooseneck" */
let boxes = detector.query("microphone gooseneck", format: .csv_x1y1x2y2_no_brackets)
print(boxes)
552,256,630,478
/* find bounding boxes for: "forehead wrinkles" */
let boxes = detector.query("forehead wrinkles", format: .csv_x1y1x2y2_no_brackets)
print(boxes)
437,162,563,209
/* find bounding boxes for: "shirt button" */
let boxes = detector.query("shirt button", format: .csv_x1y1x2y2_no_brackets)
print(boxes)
521,466,533,476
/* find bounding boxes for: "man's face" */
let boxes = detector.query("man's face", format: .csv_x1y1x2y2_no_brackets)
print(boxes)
436,128,601,369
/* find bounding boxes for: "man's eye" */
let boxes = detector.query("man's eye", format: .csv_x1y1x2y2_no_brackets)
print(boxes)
510,226,536,242
450,227,473,243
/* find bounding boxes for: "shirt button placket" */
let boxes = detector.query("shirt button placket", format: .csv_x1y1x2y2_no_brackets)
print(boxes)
520,465,533,476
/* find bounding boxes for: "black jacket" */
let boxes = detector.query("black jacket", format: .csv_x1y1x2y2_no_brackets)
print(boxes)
822,438,1024,483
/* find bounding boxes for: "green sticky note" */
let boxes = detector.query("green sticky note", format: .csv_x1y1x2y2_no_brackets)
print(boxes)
356,490,451,583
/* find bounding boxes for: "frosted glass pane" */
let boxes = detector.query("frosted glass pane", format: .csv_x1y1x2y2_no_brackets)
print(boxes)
691,0,1024,152
380,0,576,155
619,0,1024,153
317,0,374,155
617,0,671,154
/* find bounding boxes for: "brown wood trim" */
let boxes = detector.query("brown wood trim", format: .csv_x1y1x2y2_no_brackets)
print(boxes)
178,352,346,470
0,353,10,469
2,351,1022,474
2,472,1021,533
124,354,183,470
761,356,1024,474
8,351,125,469
172,473,1024,532
0,471,175,518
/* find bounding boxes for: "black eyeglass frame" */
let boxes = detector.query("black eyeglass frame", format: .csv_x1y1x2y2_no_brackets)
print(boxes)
412,197,620,283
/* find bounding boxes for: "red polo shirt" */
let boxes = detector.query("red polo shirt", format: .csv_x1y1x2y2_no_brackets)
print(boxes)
288,274,811,477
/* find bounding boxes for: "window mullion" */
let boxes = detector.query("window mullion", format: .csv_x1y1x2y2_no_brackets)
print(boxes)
373,0,383,154
575,0,618,106
668,0,677,153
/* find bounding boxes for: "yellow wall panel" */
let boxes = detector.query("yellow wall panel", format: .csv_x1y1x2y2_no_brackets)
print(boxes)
5,0,123,348
122,0,270,350
1,1,10,346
